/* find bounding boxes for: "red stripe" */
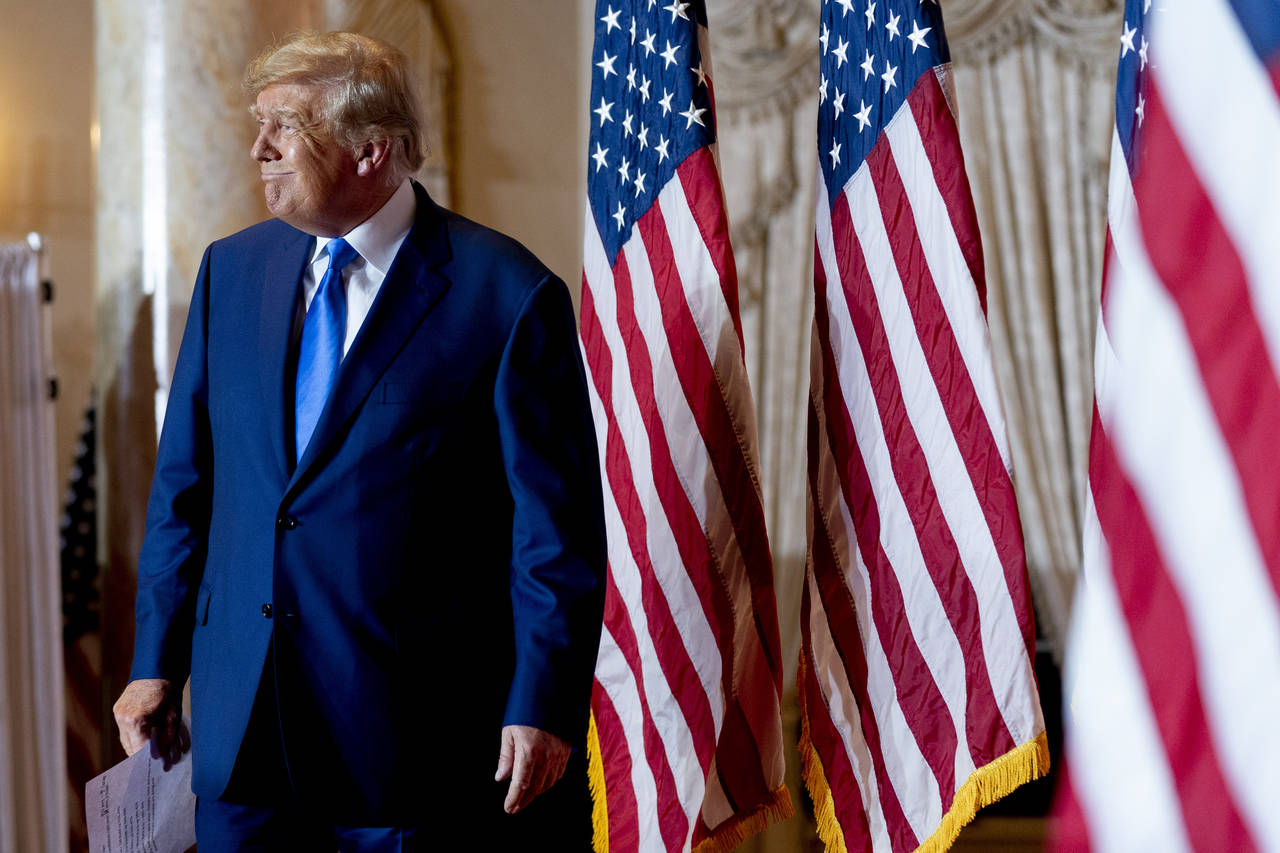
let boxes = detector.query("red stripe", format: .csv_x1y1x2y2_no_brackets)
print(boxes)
1135,82,1280,601
1046,758,1092,852
868,133,1036,677
642,190,784,689
592,680,640,852
579,278,694,851
610,211,776,810
907,74,987,315
600,570,692,851
829,192,1013,773
1088,406,1257,852
812,263,927,853
676,147,745,354
799,578,874,853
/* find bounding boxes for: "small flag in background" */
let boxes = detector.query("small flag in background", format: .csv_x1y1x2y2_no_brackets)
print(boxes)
800,0,1049,850
1055,1,1280,849
578,1,793,851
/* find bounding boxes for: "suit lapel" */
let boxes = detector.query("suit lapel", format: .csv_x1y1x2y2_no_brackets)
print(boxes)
258,228,313,485
287,185,453,494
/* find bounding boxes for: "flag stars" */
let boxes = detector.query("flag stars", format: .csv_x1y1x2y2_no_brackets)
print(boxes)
637,123,649,150
660,40,680,68
833,87,846,120
882,59,898,91
639,76,652,102
907,20,931,53
613,201,626,230
1135,92,1145,125
819,73,828,104
835,0,855,16
626,64,637,90
656,134,670,163
854,99,872,132
861,49,876,79
820,22,830,54
641,29,656,56
832,36,850,68
592,142,609,172
680,99,707,129
600,5,621,33
865,2,876,30
691,61,709,87
829,140,841,166
630,15,637,43
1139,36,1149,70
886,11,901,41
618,155,631,184
594,96,614,125
597,51,617,79
659,88,674,115
622,109,634,137
634,171,647,195
664,0,690,22
1120,21,1137,58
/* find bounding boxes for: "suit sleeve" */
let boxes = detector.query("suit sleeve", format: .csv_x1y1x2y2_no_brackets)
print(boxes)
493,273,607,748
129,245,215,685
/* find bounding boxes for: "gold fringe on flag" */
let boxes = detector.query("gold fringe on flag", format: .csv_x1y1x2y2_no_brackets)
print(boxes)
588,712,795,853
797,656,1051,853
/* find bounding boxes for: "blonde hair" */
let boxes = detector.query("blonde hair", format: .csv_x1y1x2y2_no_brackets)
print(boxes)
244,31,425,183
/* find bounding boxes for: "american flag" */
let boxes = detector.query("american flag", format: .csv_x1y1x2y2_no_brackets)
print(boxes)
799,1,1049,850
1054,1,1280,849
578,2,793,851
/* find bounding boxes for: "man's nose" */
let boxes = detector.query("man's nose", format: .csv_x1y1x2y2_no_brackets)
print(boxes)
251,130,278,161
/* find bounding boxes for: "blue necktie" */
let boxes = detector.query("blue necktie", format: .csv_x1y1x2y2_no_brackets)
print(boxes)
295,237,358,463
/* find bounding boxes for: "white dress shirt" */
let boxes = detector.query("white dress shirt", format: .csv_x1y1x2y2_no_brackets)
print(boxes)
301,179,417,357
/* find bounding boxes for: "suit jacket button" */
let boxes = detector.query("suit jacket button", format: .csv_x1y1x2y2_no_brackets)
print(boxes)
276,515,298,530
261,603,273,619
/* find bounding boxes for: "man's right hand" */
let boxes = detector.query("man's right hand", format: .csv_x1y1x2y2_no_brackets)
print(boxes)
113,678,189,770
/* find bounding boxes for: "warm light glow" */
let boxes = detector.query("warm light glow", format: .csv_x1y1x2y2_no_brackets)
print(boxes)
89,121,100,154
142,1,169,434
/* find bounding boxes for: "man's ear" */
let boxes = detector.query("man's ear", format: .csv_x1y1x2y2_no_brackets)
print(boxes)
354,137,394,177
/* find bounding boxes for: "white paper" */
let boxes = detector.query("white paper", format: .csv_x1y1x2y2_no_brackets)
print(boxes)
85,731,197,853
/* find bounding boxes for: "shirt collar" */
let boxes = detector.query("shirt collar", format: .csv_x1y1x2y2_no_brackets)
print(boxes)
308,179,417,275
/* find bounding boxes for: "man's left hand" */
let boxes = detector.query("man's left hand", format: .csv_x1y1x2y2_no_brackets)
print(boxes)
494,724,572,814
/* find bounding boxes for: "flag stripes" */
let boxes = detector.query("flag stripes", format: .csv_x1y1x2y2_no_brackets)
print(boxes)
803,2,1048,847
1059,1,1280,848
582,5,790,848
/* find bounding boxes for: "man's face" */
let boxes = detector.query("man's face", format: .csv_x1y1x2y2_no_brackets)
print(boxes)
251,83,357,236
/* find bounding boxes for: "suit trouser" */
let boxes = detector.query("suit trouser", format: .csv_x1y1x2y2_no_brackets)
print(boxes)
195,641,593,852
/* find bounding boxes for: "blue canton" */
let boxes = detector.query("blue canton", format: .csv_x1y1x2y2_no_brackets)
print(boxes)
1115,0,1150,177
818,0,950,206
587,0,716,262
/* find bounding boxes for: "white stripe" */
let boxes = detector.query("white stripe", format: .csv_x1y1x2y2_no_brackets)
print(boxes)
1103,166,1280,848
657,173,765,470
805,543,892,853
634,189,784,785
1066,487,1193,853
1153,1,1280,378
843,165,1042,746
883,101,1012,471
583,209,717,847
584,371,706,847
815,174,949,838
594,630,666,853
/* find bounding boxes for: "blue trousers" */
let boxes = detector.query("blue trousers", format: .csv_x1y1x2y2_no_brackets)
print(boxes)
194,645,592,851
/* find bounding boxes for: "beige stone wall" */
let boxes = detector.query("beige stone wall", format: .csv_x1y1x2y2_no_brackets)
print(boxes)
434,0,593,291
0,0,95,492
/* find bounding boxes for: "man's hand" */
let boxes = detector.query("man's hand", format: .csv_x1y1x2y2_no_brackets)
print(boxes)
494,725,572,814
112,678,189,770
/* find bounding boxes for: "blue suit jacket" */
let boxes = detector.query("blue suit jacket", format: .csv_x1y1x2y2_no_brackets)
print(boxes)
129,184,606,822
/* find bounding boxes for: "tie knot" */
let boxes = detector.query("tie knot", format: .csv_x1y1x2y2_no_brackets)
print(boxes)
325,237,359,273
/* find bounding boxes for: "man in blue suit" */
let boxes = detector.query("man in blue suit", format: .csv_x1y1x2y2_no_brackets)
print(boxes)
112,31,606,851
